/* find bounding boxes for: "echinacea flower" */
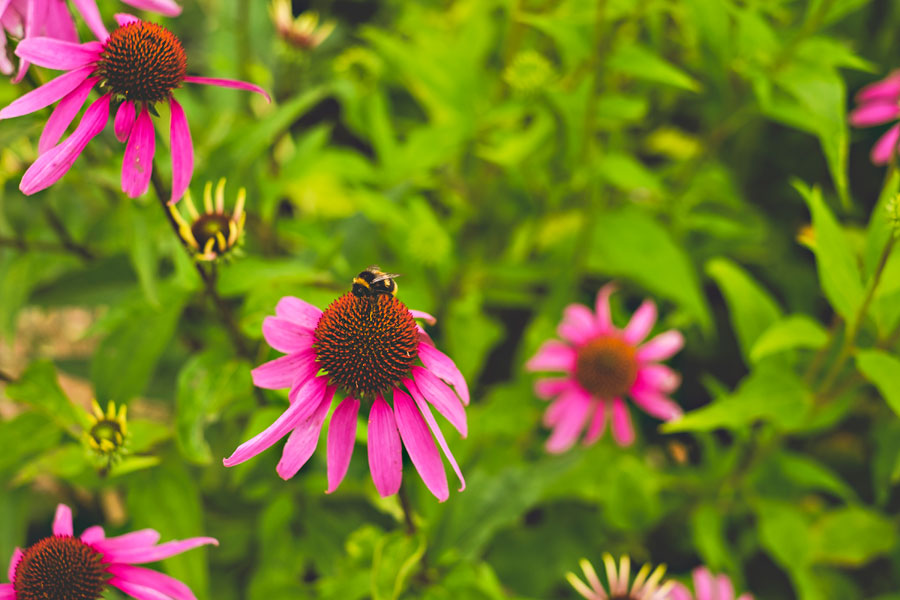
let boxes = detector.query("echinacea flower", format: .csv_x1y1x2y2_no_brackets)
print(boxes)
71,0,181,43
849,71,900,165
0,14,269,202
567,554,675,600
527,284,684,451
169,178,246,261
0,503,216,600
668,567,753,600
223,274,469,502
83,399,128,458
1,0,78,82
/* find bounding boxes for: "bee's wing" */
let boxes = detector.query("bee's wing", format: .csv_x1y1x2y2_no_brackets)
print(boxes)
371,272,401,283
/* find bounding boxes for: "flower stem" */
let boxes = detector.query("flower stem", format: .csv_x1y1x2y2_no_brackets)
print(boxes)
41,205,96,261
398,484,417,535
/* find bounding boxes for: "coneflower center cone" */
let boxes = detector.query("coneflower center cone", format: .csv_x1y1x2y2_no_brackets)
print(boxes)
314,293,419,398
97,21,187,102
13,536,106,600
191,213,232,252
575,336,638,398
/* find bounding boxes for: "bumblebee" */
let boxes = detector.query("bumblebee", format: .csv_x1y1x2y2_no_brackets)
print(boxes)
352,266,399,298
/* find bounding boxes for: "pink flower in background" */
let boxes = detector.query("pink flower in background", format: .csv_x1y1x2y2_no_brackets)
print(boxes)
224,279,469,502
1,0,78,82
567,554,675,600
669,567,753,600
0,14,269,203
0,503,216,600
527,283,684,451
849,71,900,165
69,0,181,42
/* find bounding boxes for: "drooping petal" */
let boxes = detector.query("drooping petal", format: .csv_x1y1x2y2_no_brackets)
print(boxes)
367,395,402,497
326,397,359,493
595,283,616,333
7,548,22,583
101,537,217,565
526,340,577,372
407,384,465,492
70,0,109,41
0,585,16,600
871,122,900,165
251,349,317,390
80,525,105,544
558,303,599,345
52,503,73,536
623,300,657,345
39,75,98,153
14,37,102,70
43,0,79,43
534,377,574,400
582,400,607,444
716,573,736,600
122,0,182,16
114,12,140,27
545,388,592,453
223,375,328,467
636,330,684,363
849,101,900,127
275,296,322,330
121,104,156,198
417,342,469,405
409,309,436,324
629,387,683,421
108,577,171,600
610,397,635,446
183,76,271,102
92,529,160,554
408,367,466,437
633,364,681,394
114,100,135,143
276,385,335,480
106,564,194,600
393,389,448,501
693,567,714,600
0,66,93,119
262,316,315,353
169,97,193,204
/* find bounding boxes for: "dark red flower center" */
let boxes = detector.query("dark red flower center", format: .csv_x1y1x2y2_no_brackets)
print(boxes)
314,293,419,398
13,536,106,600
97,21,187,103
575,336,638,398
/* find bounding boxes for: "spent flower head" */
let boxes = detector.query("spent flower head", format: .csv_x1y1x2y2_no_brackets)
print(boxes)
567,554,675,600
169,178,246,261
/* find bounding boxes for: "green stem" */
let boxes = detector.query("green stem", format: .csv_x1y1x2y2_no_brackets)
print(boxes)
41,205,96,261
398,485,417,535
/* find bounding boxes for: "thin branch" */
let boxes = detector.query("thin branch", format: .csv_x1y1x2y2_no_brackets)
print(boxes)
41,205,96,261
398,484,417,535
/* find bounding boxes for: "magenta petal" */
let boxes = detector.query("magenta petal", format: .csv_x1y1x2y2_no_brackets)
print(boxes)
275,296,322,330
407,386,464,492
262,316,315,353
526,340,577,372
629,387,683,421
326,397,360,493
121,104,156,197
14,37,102,69
92,529,160,553
43,1,79,43
114,12,140,27
106,564,194,600
0,66,93,119
558,303,598,345
251,349,317,390
595,283,616,333
168,97,193,204
7,548,22,582
871,122,900,165
80,525,105,544
367,395,402,497
114,101,136,143
183,75,271,103
717,574,736,600
103,537,217,565
693,567,714,600
857,73,900,103
534,377,574,400
636,330,684,362
122,0,182,16
610,397,635,446
276,385,335,480
223,376,328,467
667,583,694,600
108,577,171,600
623,299,657,344
418,342,469,405
39,76,98,153
634,364,681,394
52,503,73,536
545,389,592,453
0,585,16,600
409,309,436,325
849,101,900,127
393,389,449,502
582,400,607,445
408,367,467,437
70,0,109,40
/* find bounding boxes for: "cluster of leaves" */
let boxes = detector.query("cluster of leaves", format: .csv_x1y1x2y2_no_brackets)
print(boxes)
2,0,900,598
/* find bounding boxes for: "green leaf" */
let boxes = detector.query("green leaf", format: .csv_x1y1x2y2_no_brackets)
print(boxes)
766,450,857,501
812,506,896,566
5,360,88,435
856,349,900,418
371,531,427,600
0,412,63,475
14,444,87,484
756,499,814,569
750,314,829,363
595,152,663,195
706,257,782,361
607,43,701,92
126,201,160,306
691,502,735,573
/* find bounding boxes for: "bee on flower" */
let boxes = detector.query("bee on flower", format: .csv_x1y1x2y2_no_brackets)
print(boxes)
169,178,246,261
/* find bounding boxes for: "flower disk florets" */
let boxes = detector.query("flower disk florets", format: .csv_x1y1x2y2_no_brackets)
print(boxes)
314,293,419,398
97,21,187,103
14,536,106,600
575,336,638,398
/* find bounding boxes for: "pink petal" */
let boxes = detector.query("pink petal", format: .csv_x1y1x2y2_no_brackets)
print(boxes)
534,377,574,400
717,574,736,600
409,309,436,325
408,367,467,437
636,330,684,362
871,122,900,165
326,397,359,493
629,387,683,421
595,283,617,333
275,296,322,330
7,548,22,582
558,303,598,345
526,340,576,372
0,66,93,119
276,385,335,480
92,529,160,553
0,585,16,600
633,364,681,394
52,503,73,536
623,299,657,345
667,583,694,600
737,595,754,600
417,342,469,405
407,384,465,492
183,75,271,103
102,537,217,564
857,72,900,103
545,388,592,453
367,395,402,497
393,389,449,501
251,349,317,390
106,564,194,600
849,101,900,127
108,577,171,600
43,1,79,43
114,100,135,143
122,0,182,16
39,75,98,153
582,400,607,445
223,375,328,467
168,97,193,204
114,12,140,27
14,37,102,69
80,525,105,544
610,397,635,446
121,103,155,198
70,0,109,41
263,316,314,353
693,567,714,600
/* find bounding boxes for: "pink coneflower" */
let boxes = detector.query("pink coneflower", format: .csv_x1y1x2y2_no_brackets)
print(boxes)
527,284,684,451
1,0,78,82
567,554,675,600
0,503,216,600
849,71,900,165
224,271,469,502
0,13,268,203
669,567,753,600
